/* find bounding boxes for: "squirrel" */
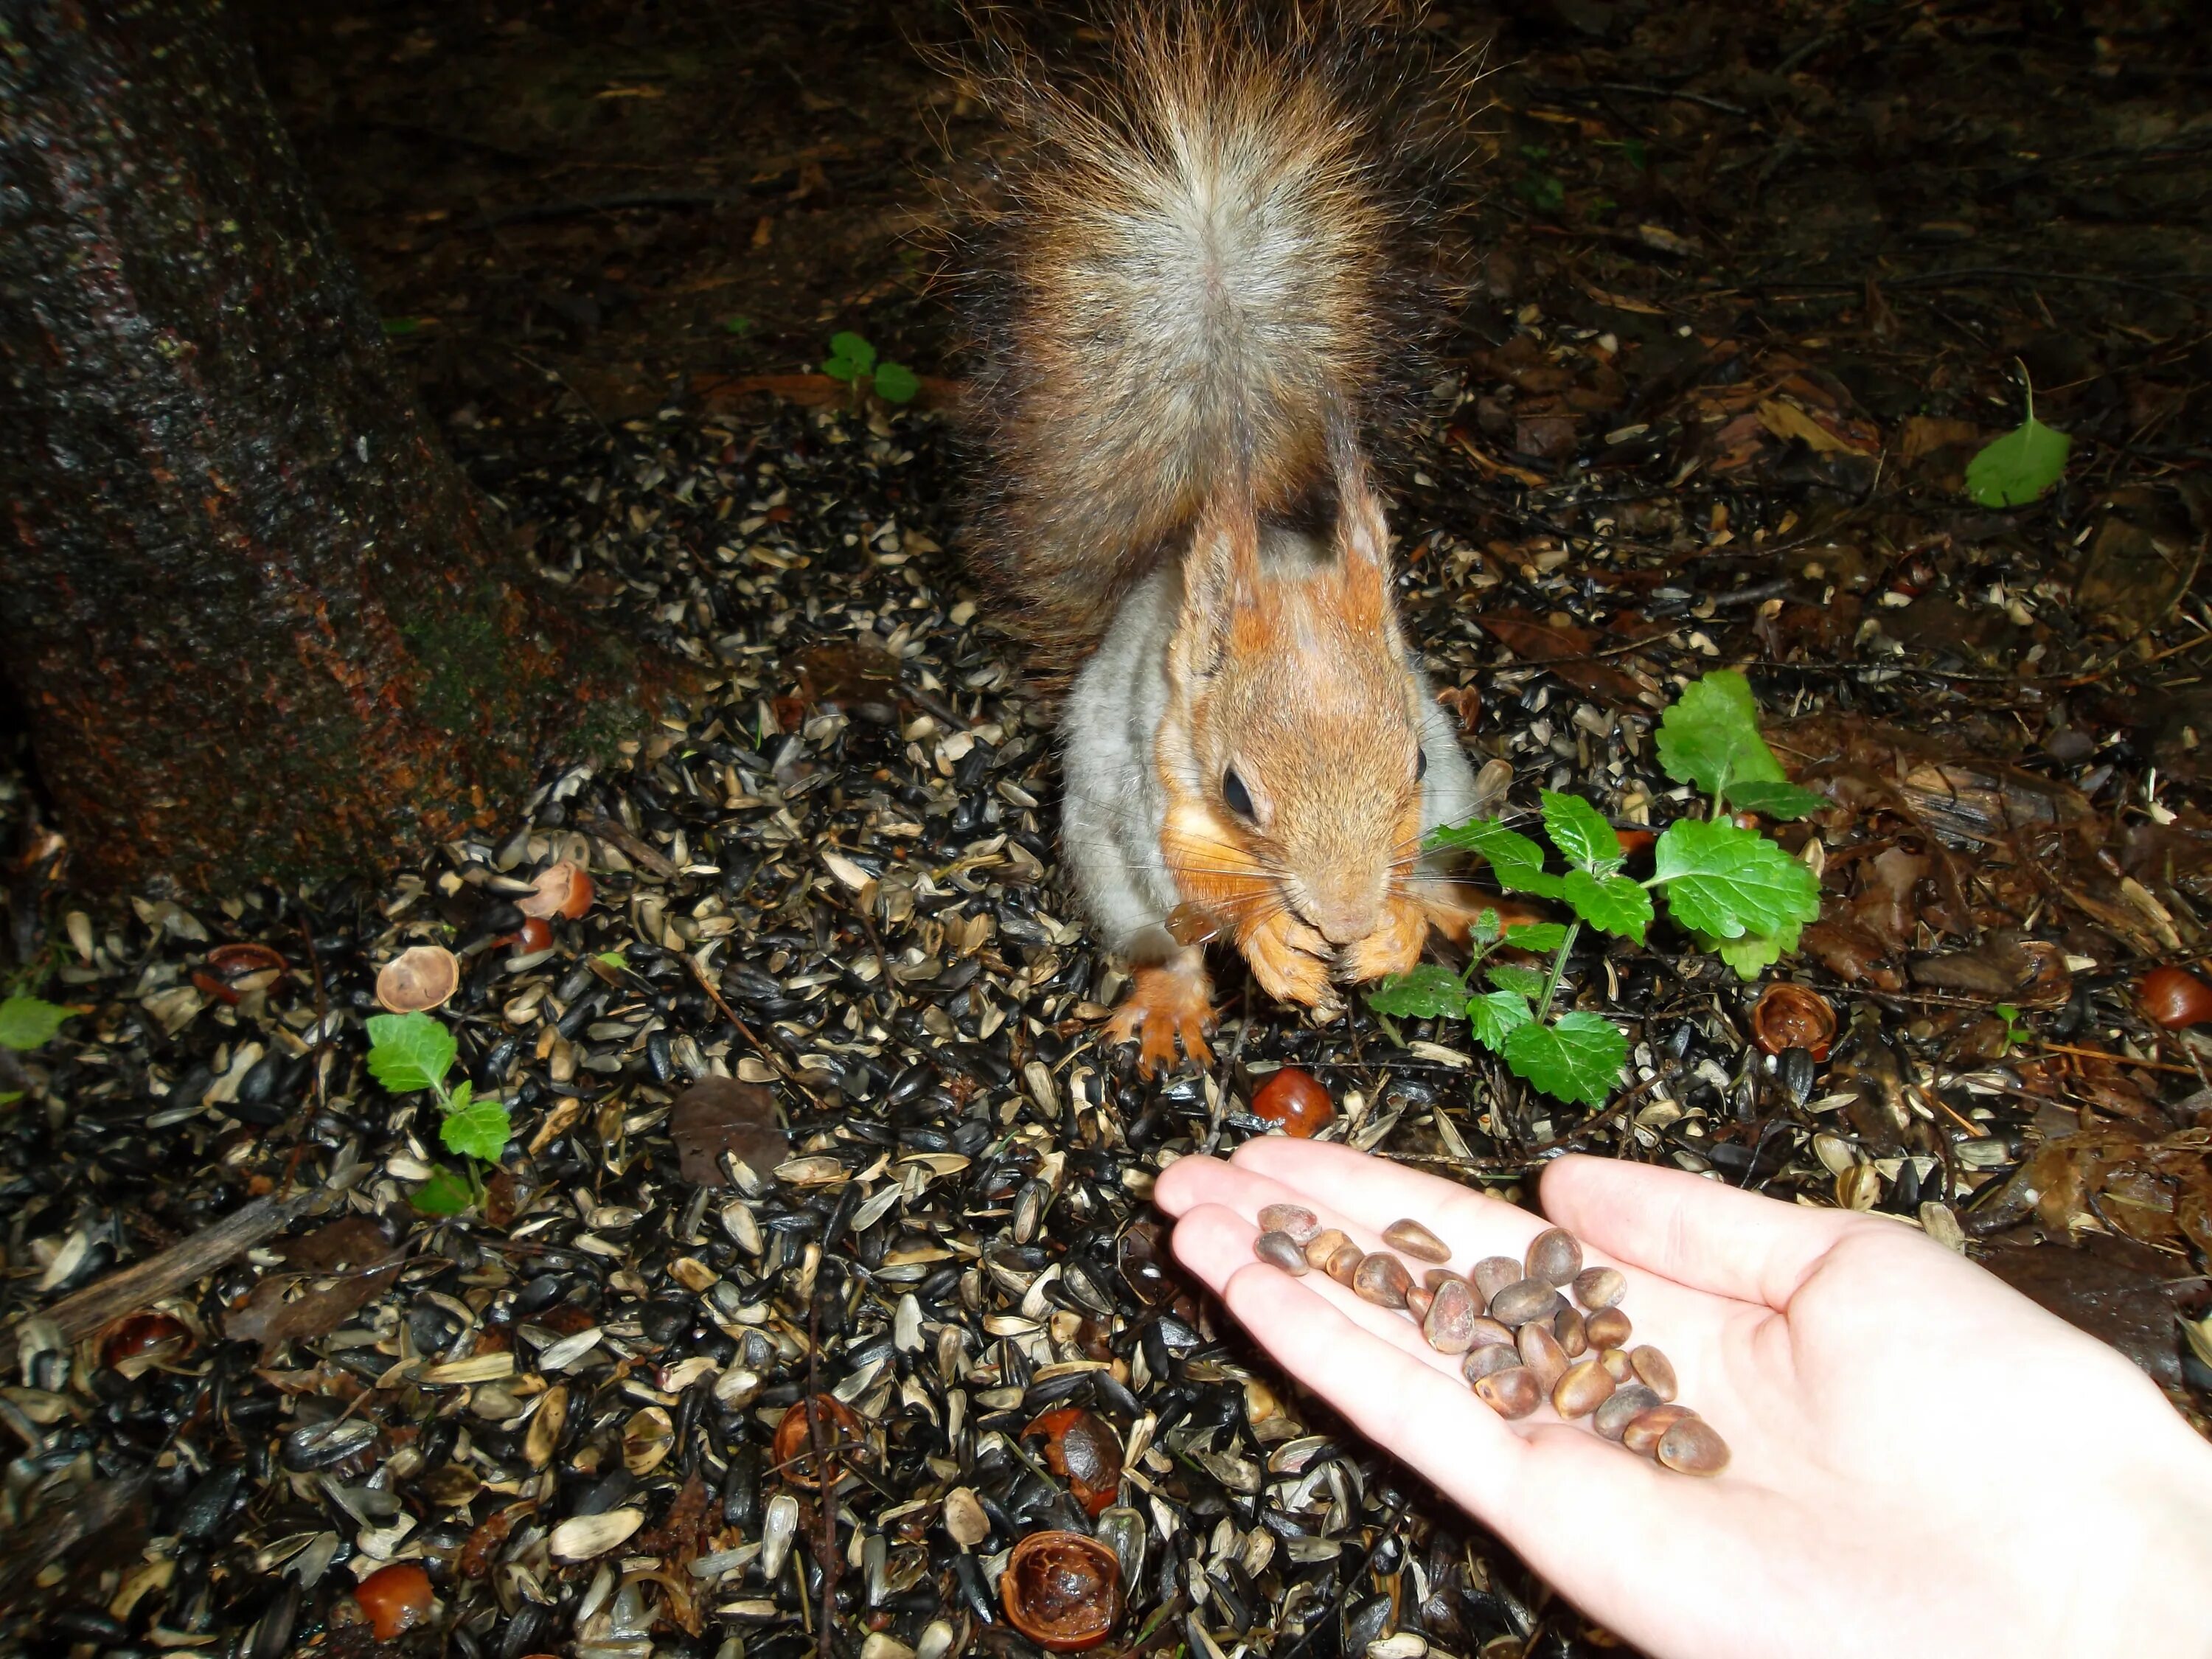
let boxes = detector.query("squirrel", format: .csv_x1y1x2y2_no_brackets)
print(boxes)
958,1,1479,1074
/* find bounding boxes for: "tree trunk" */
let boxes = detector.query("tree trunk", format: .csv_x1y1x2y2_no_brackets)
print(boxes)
0,0,641,896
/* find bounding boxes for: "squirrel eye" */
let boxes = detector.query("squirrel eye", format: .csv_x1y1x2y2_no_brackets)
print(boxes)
1221,768,1256,819
1416,748,1428,781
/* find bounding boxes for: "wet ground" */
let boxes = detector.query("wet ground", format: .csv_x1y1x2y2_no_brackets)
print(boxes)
1,2,2210,1656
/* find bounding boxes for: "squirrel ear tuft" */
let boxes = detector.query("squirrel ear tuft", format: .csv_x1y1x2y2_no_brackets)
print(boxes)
1169,495,1262,684
1328,421,1395,626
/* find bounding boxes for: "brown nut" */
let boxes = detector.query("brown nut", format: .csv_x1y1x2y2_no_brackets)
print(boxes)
1251,1067,1334,1137
1257,1204,1321,1245
1572,1266,1627,1310
1304,1228,1353,1270
1022,1408,1123,1517
1382,1219,1452,1263
771,1394,869,1489
1552,1357,1615,1419
1462,1344,1520,1384
1526,1227,1582,1286
1592,1383,1663,1441
1472,1256,1523,1304
520,859,594,921
1750,981,1837,1060
1517,1321,1568,1391
1488,1277,1565,1327
2139,966,2212,1031
353,1562,434,1641
1656,1416,1731,1476
375,945,459,1014
1405,1285,1434,1321
1629,1345,1678,1402
1001,1530,1122,1650
1599,1346,1635,1383
1621,1403,1699,1457
1253,1231,1310,1276
1472,1366,1543,1419
1467,1315,1517,1351
1584,1306,1633,1349
1324,1242,1365,1285
1422,1276,1478,1353
1553,1305,1588,1359
1352,1252,1412,1310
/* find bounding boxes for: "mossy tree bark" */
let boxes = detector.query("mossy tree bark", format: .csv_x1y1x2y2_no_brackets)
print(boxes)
0,0,640,896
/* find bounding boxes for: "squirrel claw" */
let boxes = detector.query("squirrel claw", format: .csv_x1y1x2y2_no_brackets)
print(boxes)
1103,956,1216,1076
1346,894,1430,983
1241,911,1335,1009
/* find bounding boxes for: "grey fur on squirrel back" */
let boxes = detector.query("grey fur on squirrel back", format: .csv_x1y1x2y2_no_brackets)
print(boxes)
956,0,1467,661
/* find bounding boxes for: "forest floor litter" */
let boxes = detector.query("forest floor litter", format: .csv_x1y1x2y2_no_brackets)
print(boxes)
1,2,2210,1657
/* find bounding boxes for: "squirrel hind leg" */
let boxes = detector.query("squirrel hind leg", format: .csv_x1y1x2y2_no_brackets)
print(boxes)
1102,947,1216,1077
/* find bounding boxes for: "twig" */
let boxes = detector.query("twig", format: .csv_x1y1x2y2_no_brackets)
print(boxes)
0,1188,324,1374
1593,81,1748,116
2034,1041,2203,1077
806,1293,839,1659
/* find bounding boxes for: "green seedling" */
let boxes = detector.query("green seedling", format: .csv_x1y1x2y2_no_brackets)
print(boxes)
0,994,77,1105
1371,670,1826,1107
365,1011,512,1214
1994,1002,2025,1056
1965,370,2069,508
821,330,919,406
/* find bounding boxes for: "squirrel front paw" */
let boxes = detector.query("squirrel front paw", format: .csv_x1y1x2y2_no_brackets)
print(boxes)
1102,953,1216,1076
1239,911,1337,1010
1344,894,1430,983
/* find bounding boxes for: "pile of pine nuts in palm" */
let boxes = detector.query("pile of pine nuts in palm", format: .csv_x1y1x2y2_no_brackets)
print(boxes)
1252,1206,1729,1475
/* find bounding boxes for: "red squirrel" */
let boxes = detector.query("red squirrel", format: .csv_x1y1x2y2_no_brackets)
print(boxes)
959,2,1480,1074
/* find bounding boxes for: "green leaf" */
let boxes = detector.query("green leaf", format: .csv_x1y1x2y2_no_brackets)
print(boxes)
594,949,629,970
1471,910,1503,947
872,361,920,405
364,1012,456,1095
380,316,422,335
721,314,754,336
1429,819,1560,897
1540,791,1624,877
1965,414,2070,508
440,1096,512,1164
1561,869,1654,942
1486,964,1548,999
412,1167,474,1215
0,1091,23,1107
1503,922,1568,953
1502,1012,1627,1108
822,330,876,382
1708,919,1804,980
1654,671,1792,801
0,995,74,1051
1654,818,1822,942
1365,964,1470,1021
1723,779,1829,821
1467,990,1534,1051
446,1079,473,1115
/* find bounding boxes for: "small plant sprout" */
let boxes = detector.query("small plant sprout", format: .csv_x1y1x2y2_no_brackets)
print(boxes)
0,994,77,1105
1965,365,2070,508
365,1011,512,1214
821,330,919,406
1370,670,1826,1108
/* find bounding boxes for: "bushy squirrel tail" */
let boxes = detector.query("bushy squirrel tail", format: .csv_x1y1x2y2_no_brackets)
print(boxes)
956,1,1464,658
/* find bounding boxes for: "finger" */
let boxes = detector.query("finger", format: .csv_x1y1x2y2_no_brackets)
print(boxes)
1539,1154,1877,1310
1221,1139,1760,1405
1209,1253,1542,1514
1211,1251,1747,1607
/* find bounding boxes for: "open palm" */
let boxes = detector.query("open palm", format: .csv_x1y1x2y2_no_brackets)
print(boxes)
1157,1140,2212,1659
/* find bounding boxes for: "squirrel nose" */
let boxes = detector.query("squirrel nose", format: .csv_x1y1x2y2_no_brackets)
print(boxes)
1311,893,1379,947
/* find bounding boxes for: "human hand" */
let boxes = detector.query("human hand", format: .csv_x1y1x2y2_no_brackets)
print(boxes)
1157,1139,2212,1659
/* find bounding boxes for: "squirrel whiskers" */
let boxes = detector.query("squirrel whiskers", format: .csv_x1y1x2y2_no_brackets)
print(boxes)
955,1,1483,1073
